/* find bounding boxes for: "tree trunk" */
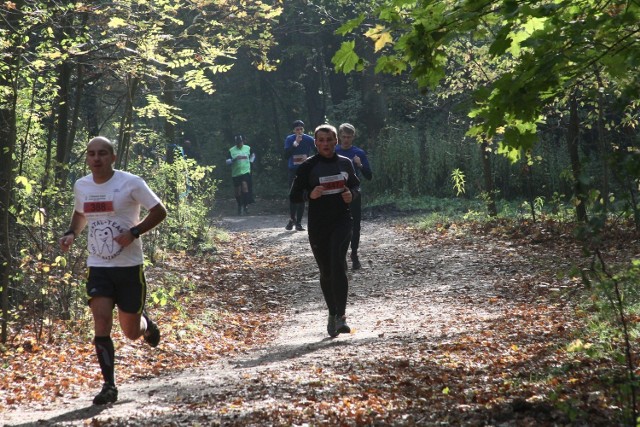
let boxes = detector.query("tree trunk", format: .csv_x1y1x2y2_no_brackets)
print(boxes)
0,108,15,345
162,76,180,205
54,60,72,185
568,93,588,222
0,12,20,342
481,140,498,217
597,82,609,216
66,63,84,169
84,72,100,137
117,75,139,170
303,52,325,127
357,45,387,148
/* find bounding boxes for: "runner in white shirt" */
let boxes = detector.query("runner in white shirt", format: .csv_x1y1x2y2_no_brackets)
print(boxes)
59,136,167,405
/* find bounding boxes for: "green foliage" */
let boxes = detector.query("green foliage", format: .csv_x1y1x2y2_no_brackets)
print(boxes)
450,168,466,196
127,140,219,254
148,272,196,318
578,257,640,422
333,0,640,157
333,41,364,73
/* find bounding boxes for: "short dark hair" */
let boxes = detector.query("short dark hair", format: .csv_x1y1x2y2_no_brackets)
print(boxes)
292,120,304,129
314,124,337,139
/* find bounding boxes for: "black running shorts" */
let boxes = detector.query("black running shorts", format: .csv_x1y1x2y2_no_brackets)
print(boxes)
86,265,147,314
232,173,251,187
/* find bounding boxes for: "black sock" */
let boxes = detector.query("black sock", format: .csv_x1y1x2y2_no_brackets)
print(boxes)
94,336,115,386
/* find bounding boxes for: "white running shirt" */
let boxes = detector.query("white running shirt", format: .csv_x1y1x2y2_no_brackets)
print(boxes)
73,170,162,267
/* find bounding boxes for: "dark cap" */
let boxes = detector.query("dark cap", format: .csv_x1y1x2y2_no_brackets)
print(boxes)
292,120,304,129
234,135,245,143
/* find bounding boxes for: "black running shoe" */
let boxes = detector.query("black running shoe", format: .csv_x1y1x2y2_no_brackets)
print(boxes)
93,383,118,405
295,223,305,231
327,314,338,337
285,220,294,230
336,315,351,335
142,313,161,347
351,255,361,270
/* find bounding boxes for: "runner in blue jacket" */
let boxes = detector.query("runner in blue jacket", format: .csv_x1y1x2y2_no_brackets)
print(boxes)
335,123,372,270
284,120,315,231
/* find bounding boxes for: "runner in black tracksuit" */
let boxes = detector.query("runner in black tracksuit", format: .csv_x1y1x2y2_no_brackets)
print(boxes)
289,124,360,337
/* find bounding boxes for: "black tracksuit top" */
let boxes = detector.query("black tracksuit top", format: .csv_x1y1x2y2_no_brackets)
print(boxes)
289,153,360,233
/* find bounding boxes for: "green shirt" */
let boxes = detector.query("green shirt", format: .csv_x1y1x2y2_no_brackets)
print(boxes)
229,145,252,177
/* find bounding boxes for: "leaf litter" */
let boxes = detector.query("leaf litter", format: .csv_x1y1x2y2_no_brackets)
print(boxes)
1,207,637,426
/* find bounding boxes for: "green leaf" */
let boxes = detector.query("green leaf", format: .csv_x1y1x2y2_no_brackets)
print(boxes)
374,55,407,75
335,15,366,36
332,41,361,73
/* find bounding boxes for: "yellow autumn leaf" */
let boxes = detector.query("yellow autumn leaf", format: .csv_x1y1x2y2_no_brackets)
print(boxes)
33,209,45,226
15,176,32,194
374,31,392,52
55,256,67,268
365,25,393,53
108,17,128,28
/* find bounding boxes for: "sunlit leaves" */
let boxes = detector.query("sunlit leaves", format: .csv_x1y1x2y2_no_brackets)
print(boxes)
136,95,187,124
334,0,640,158
365,25,393,52
15,176,32,194
108,17,128,28
333,41,362,73
33,208,45,226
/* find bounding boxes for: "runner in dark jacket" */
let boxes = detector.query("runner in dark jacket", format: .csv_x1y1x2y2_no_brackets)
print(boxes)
289,124,360,337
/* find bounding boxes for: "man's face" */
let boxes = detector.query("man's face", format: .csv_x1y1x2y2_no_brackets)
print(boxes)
339,131,355,148
294,126,304,135
86,140,116,175
315,130,337,158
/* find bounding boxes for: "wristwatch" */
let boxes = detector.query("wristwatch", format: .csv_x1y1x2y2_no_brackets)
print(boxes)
130,226,141,239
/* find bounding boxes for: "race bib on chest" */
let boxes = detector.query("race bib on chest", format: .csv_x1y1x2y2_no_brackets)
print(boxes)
320,173,347,195
83,193,115,217
293,154,308,165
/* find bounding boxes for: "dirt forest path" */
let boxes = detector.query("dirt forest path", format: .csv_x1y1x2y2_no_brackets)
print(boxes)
1,201,574,426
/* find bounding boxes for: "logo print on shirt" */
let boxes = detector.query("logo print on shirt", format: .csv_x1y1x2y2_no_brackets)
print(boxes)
89,219,126,260
94,226,114,255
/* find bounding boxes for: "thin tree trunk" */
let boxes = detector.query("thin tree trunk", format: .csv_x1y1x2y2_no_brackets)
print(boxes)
568,94,588,222
66,63,84,168
358,45,387,147
481,140,498,217
54,60,72,186
596,77,609,217
0,111,15,344
162,76,179,206
0,30,19,343
116,75,139,170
